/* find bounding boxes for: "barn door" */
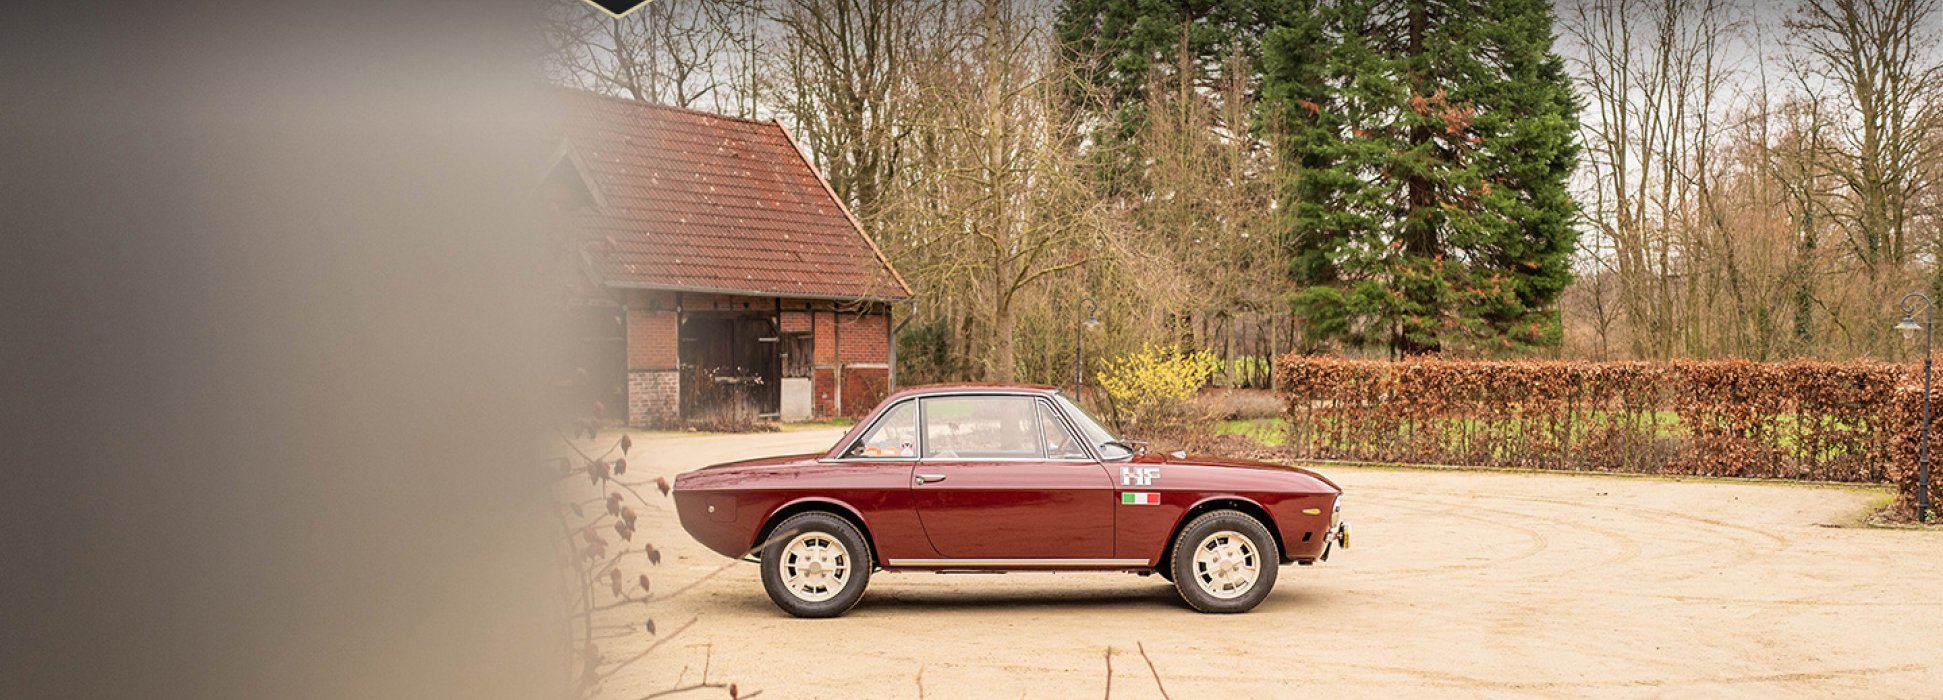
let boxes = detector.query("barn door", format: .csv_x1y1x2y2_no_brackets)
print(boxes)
678,313,780,419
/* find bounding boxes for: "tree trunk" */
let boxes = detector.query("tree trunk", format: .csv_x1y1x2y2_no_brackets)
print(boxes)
989,301,1015,383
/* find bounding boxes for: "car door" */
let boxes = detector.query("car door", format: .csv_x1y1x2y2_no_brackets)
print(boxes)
910,395,1116,559
818,398,934,561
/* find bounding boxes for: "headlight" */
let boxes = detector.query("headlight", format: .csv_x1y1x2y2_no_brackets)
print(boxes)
1333,495,1342,512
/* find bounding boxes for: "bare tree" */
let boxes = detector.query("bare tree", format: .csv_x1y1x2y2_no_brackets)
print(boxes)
541,0,745,111
1785,0,1943,353
763,0,949,222
879,0,1099,382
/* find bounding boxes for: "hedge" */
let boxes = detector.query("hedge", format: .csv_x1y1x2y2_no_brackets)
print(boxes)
1275,356,1939,518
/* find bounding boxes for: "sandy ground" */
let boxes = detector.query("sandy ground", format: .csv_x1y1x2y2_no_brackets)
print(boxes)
590,429,1943,699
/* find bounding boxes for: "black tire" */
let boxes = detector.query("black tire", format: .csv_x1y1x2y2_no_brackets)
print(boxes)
1169,510,1279,614
759,512,872,618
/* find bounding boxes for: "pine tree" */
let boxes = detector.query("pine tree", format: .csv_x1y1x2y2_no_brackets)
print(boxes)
1264,0,1580,356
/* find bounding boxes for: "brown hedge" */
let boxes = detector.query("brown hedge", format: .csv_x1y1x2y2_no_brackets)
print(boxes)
1887,386,1943,519
1275,356,1936,516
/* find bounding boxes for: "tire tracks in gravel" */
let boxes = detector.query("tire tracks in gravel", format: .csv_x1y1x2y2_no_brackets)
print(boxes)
1358,491,1644,581
1354,497,1553,577
1356,484,1776,582
1314,660,1931,692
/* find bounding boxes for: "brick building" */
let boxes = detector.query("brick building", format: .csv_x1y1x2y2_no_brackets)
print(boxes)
551,89,913,426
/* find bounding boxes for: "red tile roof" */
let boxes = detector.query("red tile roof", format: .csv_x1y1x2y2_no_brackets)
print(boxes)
559,89,911,301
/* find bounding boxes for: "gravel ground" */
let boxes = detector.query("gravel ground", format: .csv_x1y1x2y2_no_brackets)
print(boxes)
589,429,1943,699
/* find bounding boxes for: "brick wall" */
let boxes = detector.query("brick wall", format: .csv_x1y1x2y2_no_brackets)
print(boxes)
626,309,678,370
627,370,679,427
813,367,837,418
623,297,893,422
798,309,893,418
812,312,836,364
841,367,889,418
837,312,889,364
780,310,811,334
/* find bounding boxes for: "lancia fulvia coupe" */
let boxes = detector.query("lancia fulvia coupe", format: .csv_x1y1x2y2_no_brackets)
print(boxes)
673,385,1348,617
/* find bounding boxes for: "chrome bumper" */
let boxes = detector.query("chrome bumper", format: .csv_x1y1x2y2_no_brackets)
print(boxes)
1319,521,1350,562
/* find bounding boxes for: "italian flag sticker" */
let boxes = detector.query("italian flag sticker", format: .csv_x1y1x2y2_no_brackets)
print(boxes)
1121,492,1160,506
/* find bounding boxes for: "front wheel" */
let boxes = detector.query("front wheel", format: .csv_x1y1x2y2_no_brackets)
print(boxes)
1169,510,1278,613
759,512,872,618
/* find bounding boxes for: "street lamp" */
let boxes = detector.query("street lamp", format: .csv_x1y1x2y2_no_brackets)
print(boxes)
1074,297,1099,396
1897,292,1933,524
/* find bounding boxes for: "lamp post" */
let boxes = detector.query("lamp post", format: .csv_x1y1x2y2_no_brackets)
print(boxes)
1896,292,1934,524
1074,297,1099,396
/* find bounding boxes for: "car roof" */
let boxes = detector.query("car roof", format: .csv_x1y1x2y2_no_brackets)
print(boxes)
823,383,1075,460
879,383,1062,402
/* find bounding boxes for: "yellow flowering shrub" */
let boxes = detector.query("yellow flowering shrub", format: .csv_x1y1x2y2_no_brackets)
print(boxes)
1095,344,1219,434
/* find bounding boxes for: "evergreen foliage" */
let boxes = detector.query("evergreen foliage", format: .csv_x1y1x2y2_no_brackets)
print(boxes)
1263,0,1581,355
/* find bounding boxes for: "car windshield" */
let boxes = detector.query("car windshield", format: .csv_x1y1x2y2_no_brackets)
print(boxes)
1055,394,1133,461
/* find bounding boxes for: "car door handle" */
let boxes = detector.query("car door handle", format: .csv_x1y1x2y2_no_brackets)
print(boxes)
915,473,947,485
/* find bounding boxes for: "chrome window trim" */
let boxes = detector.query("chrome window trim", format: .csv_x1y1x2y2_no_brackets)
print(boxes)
821,390,1119,464
918,394,1044,461
1034,398,1094,461
911,456,1100,463
1046,393,1126,462
828,397,922,462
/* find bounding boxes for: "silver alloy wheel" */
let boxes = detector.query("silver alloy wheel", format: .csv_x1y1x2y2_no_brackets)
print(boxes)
780,532,850,602
1191,530,1261,600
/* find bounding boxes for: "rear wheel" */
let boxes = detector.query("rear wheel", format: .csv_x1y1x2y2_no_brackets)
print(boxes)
1169,510,1278,613
759,512,871,618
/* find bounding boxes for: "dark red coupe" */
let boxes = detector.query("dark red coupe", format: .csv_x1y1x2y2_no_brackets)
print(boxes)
673,385,1348,617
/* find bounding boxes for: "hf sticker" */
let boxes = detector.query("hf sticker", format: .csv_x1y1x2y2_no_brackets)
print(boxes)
1120,466,1160,486
1121,492,1160,506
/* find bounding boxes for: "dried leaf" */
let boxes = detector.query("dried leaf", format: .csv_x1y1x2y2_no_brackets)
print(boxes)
1276,356,1911,490
655,476,671,497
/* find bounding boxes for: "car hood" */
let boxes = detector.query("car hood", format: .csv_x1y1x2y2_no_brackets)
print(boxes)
692,452,823,471
1128,451,1341,491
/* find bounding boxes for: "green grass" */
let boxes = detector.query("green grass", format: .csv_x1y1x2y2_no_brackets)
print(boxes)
1279,410,1885,464
1216,417,1289,446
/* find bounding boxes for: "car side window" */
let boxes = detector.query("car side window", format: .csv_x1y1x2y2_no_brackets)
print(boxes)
922,396,1041,460
1038,401,1090,459
845,400,918,458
